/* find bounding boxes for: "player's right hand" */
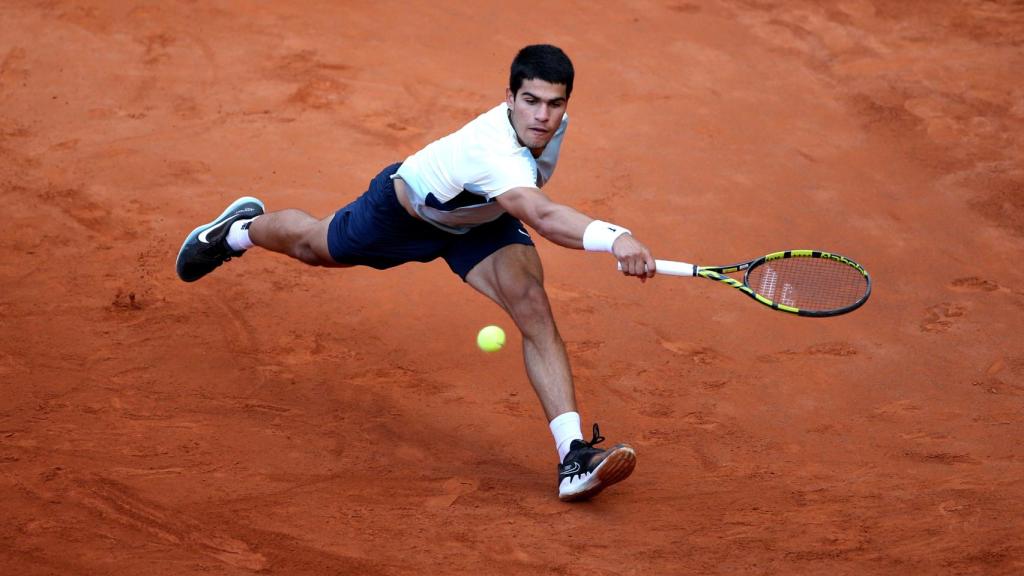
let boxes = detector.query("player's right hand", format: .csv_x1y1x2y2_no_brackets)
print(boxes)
613,235,656,281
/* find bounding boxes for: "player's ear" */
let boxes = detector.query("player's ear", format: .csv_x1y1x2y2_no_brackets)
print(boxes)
506,87,514,108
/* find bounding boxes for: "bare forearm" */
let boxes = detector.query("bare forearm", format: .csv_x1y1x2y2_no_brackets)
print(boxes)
497,186,598,248
529,202,592,248
496,187,655,278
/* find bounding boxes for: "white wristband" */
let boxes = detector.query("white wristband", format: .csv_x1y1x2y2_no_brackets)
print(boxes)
583,220,631,252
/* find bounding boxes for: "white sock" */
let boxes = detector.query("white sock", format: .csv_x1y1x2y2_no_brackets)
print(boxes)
226,217,258,251
549,411,583,462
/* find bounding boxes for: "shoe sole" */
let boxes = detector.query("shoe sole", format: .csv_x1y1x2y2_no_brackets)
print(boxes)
176,196,265,282
559,444,637,502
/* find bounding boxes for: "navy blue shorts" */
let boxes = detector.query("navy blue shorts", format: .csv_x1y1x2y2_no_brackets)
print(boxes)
327,163,535,281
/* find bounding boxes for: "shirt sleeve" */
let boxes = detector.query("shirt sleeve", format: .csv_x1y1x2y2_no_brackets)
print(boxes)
473,152,538,200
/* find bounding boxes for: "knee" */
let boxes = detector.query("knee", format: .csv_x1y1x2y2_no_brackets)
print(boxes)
291,238,326,266
290,218,331,266
292,246,319,265
505,278,554,328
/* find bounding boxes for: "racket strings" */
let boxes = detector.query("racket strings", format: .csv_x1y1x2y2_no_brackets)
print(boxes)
746,257,867,312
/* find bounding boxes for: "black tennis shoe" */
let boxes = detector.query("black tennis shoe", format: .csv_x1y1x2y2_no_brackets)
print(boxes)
558,423,636,502
176,196,264,282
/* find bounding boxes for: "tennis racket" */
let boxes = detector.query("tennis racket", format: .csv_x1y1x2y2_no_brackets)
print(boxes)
620,250,871,317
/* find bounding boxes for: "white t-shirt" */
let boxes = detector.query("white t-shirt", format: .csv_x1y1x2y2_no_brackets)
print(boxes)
394,102,568,233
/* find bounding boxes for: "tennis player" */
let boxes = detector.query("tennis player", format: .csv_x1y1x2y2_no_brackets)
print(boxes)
176,44,656,501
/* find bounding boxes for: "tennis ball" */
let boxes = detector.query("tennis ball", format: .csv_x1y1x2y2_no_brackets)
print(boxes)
477,325,506,352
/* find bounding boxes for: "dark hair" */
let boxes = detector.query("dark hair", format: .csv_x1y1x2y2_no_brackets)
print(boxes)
509,44,574,99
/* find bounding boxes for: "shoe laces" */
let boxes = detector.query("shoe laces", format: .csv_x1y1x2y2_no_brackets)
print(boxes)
562,424,607,468
570,423,605,454
584,423,605,448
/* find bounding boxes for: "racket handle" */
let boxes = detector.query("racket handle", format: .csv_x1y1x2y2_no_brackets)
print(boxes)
616,259,695,276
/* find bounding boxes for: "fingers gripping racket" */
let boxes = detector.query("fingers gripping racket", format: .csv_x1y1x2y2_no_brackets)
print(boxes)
621,250,871,317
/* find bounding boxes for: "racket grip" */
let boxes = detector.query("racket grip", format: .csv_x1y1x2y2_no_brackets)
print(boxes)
616,259,695,276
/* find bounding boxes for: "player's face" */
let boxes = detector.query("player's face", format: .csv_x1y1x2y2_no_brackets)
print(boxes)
506,79,568,156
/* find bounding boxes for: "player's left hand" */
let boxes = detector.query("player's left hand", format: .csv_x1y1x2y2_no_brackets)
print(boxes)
612,234,656,281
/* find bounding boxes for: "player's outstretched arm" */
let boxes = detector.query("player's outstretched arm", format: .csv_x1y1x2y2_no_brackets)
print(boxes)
497,186,655,278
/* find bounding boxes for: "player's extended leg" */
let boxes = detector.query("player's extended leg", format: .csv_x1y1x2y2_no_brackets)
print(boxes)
176,197,347,282
465,243,636,501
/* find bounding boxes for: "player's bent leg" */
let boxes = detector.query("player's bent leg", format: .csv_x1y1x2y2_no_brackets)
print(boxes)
249,210,348,267
465,243,575,420
465,244,636,501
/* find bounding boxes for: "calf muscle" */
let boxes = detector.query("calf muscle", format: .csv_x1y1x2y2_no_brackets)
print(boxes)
249,210,341,266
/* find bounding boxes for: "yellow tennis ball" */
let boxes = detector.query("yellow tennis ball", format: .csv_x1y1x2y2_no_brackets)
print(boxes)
477,325,506,352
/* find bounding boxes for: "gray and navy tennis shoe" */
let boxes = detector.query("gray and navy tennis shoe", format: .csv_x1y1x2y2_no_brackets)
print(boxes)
176,196,264,282
558,424,636,501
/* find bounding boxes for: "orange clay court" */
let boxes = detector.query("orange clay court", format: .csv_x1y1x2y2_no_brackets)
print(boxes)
2,1,1023,574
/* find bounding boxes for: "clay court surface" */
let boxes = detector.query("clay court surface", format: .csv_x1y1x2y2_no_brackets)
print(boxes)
2,1,1024,574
